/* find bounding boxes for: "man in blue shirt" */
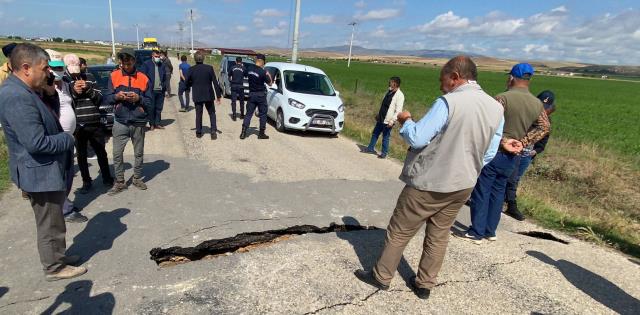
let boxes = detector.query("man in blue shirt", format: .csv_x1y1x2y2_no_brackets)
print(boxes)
178,55,191,112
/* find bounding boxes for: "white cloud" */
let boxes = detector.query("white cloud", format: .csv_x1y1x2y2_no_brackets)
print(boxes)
278,20,288,28
470,18,524,36
255,8,285,17
552,6,568,13
369,25,389,38
354,8,401,21
253,17,265,27
83,24,93,29
304,15,335,24
261,27,285,36
523,44,550,54
202,25,217,31
354,0,365,9
448,43,465,51
415,11,469,33
59,19,78,28
235,25,248,32
176,0,193,4
633,29,640,40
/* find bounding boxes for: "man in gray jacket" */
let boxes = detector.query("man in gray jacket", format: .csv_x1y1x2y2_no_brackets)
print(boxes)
354,56,521,299
0,43,87,281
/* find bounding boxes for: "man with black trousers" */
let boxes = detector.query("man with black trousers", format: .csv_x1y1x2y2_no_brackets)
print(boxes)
185,51,222,140
229,56,246,121
141,50,167,130
240,54,272,140
63,53,114,194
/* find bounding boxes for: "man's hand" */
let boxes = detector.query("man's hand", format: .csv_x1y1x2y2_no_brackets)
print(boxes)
127,92,140,103
529,150,537,157
387,123,394,128
215,98,221,105
115,91,127,101
73,80,86,94
501,138,524,154
397,111,412,125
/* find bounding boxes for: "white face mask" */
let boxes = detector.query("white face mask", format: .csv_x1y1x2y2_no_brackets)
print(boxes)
154,57,162,64
52,70,64,82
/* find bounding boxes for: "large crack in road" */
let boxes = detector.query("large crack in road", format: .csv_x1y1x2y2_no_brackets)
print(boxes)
150,223,381,267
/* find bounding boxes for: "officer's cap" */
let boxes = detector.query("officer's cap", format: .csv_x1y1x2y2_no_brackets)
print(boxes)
117,48,136,60
256,54,266,61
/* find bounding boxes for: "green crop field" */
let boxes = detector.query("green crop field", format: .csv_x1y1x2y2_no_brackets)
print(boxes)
301,59,640,159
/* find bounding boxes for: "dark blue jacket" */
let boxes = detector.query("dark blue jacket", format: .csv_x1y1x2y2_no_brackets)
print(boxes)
0,75,75,192
141,59,167,92
104,67,153,126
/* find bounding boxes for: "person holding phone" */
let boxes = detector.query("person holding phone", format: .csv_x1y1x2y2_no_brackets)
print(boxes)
104,48,152,196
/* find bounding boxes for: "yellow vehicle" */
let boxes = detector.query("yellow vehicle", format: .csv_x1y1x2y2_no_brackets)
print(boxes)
143,37,158,50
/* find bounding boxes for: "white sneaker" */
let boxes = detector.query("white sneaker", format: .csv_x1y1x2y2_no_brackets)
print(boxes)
485,236,497,242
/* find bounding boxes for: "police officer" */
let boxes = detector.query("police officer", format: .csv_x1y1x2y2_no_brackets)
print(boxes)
229,56,246,121
240,54,272,140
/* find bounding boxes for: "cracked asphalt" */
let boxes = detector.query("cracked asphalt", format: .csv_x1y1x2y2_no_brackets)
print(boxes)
1,60,639,314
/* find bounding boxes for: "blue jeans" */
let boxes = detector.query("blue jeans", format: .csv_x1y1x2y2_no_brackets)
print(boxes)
149,91,165,126
178,81,190,109
505,154,533,202
468,152,517,238
367,121,392,155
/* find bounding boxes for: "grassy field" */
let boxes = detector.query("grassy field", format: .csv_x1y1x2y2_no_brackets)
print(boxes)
296,59,640,258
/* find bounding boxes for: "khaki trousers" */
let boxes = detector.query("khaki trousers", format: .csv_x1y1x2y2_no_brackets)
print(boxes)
373,185,473,289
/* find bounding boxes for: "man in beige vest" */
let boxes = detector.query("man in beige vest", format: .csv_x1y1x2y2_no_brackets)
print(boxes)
354,56,522,299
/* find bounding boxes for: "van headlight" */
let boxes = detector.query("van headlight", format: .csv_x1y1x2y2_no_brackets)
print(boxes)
338,104,344,112
288,98,305,109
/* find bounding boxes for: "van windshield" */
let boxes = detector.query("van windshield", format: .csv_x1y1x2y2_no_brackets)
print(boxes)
283,71,335,96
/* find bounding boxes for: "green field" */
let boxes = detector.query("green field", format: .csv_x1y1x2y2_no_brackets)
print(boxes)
301,60,640,160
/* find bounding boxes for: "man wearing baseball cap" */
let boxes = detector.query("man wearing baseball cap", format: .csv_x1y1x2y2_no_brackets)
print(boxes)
64,53,114,195
458,62,550,243
504,90,557,220
0,42,17,85
240,53,272,139
105,47,152,195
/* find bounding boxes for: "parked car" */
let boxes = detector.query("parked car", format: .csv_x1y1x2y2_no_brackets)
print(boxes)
263,62,344,134
219,55,255,97
86,64,116,132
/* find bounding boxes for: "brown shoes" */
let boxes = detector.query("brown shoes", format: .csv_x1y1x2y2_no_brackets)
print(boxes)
155,125,165,130
132,177,147,190
46,265,87,282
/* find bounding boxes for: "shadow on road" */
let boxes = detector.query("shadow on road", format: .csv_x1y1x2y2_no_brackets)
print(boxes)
142,159,170,183
66,208,130,264
41,280,114,315
160,118,176,127
0,287,8,300
337,216,416,287
527,250,640,315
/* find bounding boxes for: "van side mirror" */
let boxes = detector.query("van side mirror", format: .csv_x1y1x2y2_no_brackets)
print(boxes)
335,90,340,97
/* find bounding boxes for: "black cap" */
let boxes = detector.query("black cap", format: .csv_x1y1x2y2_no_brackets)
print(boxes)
2,43,17,58
117,48,136,59
537,90,556,110
256,54,266,61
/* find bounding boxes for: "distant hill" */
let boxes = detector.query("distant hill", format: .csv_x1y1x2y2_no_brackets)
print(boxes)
303,45,484,59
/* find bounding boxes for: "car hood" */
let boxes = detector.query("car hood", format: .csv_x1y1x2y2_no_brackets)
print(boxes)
285,91,343,110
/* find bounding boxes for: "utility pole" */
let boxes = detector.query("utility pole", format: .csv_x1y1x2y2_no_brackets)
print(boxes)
291,0,301,63
135,24,140,49
108,0,116,58
347,22,357,68
190,9,194,52
178,22,184,51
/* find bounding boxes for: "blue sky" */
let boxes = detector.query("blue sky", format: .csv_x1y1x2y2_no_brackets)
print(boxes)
1,0,639,65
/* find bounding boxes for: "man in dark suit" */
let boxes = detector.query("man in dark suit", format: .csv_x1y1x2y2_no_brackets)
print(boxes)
185,51,222,140
141,49,167,130
0,43,87,281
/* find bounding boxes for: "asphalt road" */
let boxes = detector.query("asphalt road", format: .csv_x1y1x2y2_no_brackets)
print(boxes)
0,61,638,314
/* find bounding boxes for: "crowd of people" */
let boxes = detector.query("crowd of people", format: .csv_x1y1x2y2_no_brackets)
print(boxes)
0,41,556,299
357,57,555,299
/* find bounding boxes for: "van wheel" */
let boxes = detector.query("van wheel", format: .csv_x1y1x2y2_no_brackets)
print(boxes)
276,109,286,132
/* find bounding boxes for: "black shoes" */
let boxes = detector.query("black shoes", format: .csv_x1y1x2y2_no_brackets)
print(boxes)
232,113,237,121
196,133,203,138
240,127,247,139
258,129,269,140
76,181,92,194
240,113,245,119
354,269,389,290
410,277,431,300
211,133,217,140
378,153,388,159
505,200,525,221
64,210,88,223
